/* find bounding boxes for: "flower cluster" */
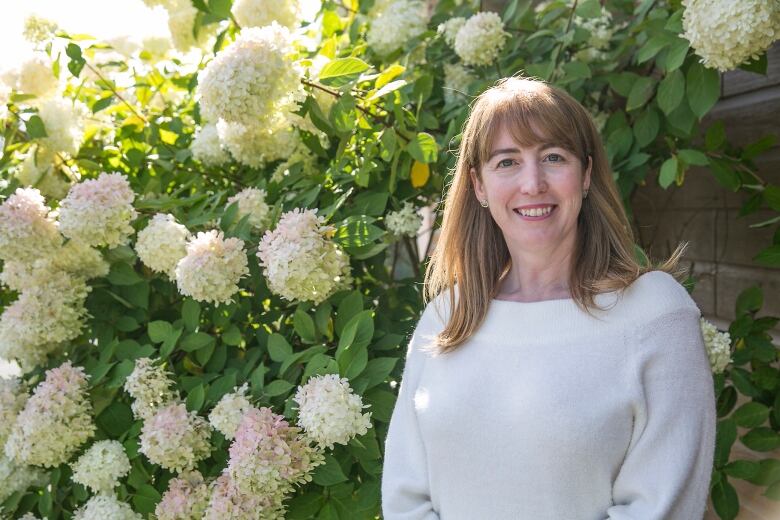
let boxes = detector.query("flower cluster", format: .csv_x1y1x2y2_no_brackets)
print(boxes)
15,148,72,199
443,63,474,104
124,357,178,421
23,15,58,44
232,0,303,29
0,378,27,447
700,318,732,374
453,12,508,67
163,0,217,52
191,124,229,166
10,54,58,98
74,494,142,520
682,0,780,71
209,384,253,440
139,402,212,473
4,362,95,467
385,201,423,238
367,0,428,57
572,8,617,63
156,470,211,520
217,115,300,168
0,455,47,504
70,440,131,494
293,374,372,450
257,208,352,304
227,188,271,230
36,98,87,156
136,213,191,278
196,24,304,126
204,472,286,520
58,172,138,248
175,230,249,305
0,187,60,263
437,16,465,47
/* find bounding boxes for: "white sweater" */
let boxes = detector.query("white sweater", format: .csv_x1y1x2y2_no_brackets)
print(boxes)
381,271,717,520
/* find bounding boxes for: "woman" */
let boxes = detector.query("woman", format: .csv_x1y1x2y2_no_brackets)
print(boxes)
380,77,717,519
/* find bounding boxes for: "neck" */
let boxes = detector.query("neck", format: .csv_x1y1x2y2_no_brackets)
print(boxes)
497,232,576,302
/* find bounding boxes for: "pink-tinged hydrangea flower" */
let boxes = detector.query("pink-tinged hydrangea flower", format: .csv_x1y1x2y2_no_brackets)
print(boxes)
36,98,87,156
231,0,303,29
256,208,352,304
216,115,300,169
700,318,732,374
293,373,372,450
139,402,212,473
191,124,229,166
58,172,138,248
226,188,271,230
4,361,95,467
453,12,509,67
135,213,190,278
73,494,142,520
0,272,91,370
196,23,305,126
175,230,249,305
0,377,28,447
227,406,324,498
156,470,211,520
366,0,428,57
0,455,48,504
209,384,253,440
204,472,286,520
124,357,178,421
70,439,131,494
0,187,60,263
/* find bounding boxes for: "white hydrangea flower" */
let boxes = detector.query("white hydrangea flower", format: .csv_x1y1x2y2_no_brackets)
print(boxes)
191,124,229,166
232,0,303,29
18,514,43,520
167,0,215,52
256,208,352,304
682,0,780,72
217,116,300,169
438,16,466,47
15,54,58,98
124,357,179,421
175,230,249,305
136,213,191,278
35,98,87,156
15,148,73,200
367,0,428,57
700,318,732,374
0,455,47,504
23,15,58,44
4,362,95,467
293,373,372,450
204,472,287,520
0,377,28,447
454,12,508,67
0,187,60,263
443,62,474,104
196,23,305,126
139,402,212,473
385,201,423,237
141,35,173,59
226,188,270,230
156,470,211,520
74,494,142,520
209,384,253,440
58,172,138,248
70,440,131,494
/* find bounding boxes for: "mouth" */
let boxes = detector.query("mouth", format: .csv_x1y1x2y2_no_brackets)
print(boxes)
513,205,557,220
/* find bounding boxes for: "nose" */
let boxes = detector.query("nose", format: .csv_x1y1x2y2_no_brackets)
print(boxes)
517,161,548,195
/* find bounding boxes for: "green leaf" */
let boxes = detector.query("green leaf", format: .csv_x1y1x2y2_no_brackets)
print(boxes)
658,156,678,189
160,327,183,358
633,107,660,148
92,95,113,113
657,69,684,115
376,64,405,89
294,308,317,343
574,0,601,18
108,262,143,286
336,310,374,357
268,333,293,362
708,158,740,192
741,427,780,451
334,215,384,249
221,201,239,231
407,132,438,163
207,0,232,18
686,62,721,119
180,332,215,352
367,79,407,102
723,460,761,480
636,34,672,64
677,149,708,166
357,357,398,390
660,37,689,72
26,115,48,138
319,58,370,87
97,402,135,437
186,384,205,412
330,93,356,134
313,454,349,486
148,320,173,344
207,373,237,402
264,379,294,397
626,77,655,111
221,324,242,346
182,299,201,331
733,402,769,428
763,186,780,212
132,484,162,515
738,53,768,75
336,291,363,336
710,473,739,520
753,245,780,267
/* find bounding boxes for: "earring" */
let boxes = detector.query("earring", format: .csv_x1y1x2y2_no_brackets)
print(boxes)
583,189,589,199
480,199,489,208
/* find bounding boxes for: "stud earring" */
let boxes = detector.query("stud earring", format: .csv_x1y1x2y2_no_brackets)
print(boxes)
480,199,489,208
583,189,589,199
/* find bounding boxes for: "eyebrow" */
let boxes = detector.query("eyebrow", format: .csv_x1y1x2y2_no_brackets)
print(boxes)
487,144,562,162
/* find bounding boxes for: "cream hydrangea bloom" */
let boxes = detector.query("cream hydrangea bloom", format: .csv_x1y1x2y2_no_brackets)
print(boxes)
367,0,428,57
58,172,138,248
167,0,215,51
700,318,732,374
682,0,780,71
36,98,87,156
175,230,249,305
15,54,58,98
293,373,372,450
74,494,142,520
0,377,28,447
438,16,466,47
196,23,305,126
70,440,131,494
0,187,60,263
209,383,253,439
139,402,212,473
226,188,271,230
4,362,95,467
15,148,73,200
204,472,286,520
453,12,509,67
23,15,58,44
124,357,178,421
136,213,191,278
443,63,474,104
0,455,47,504
156,470,211,520
256,208,352,304
232,0,303,29
191,123,229,166
385,201,423,237
217,115,301,168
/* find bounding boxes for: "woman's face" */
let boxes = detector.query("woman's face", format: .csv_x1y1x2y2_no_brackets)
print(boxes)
470,124,591,256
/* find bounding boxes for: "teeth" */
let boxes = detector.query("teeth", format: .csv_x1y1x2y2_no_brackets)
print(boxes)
518,206,553,217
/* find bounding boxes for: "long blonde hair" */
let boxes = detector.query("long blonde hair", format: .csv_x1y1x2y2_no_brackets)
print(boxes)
423,76,689,355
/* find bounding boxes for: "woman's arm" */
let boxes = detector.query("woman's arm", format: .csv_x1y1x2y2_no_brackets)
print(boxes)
605,307,717,519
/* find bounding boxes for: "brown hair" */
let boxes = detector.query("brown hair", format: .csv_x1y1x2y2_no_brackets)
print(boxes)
423,76,689,355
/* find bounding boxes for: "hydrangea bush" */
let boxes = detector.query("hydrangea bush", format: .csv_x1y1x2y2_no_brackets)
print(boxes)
0,0,778,518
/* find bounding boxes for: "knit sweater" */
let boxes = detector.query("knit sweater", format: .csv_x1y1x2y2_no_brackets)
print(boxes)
381,270,717,520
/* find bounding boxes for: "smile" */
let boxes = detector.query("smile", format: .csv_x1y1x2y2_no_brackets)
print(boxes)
513,205,556,220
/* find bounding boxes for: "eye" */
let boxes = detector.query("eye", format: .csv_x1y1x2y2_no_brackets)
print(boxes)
496,158,515,168
544,153,565,163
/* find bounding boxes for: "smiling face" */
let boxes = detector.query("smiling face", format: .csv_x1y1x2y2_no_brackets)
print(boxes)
470,124,591,257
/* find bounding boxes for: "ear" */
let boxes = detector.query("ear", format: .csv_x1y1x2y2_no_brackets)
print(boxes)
470,167,485,201
583,155,592,192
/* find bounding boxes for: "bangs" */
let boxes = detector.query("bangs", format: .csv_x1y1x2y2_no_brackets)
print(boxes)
472,84,588,169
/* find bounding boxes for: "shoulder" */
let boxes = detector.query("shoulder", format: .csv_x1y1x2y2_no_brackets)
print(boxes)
617,270,701,323
419,286,457,333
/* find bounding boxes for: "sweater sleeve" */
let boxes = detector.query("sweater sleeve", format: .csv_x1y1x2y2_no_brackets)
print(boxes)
381,304,440,520
605,306,717,520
